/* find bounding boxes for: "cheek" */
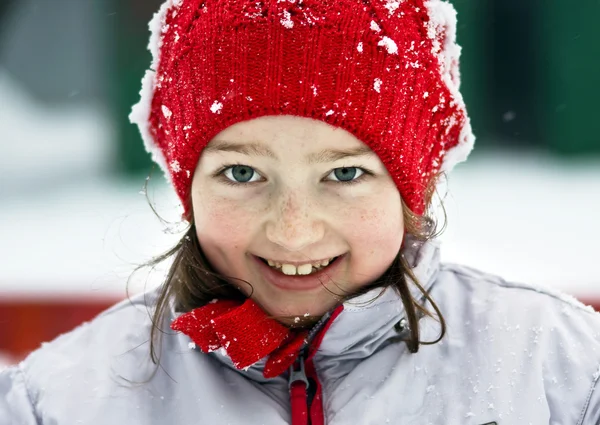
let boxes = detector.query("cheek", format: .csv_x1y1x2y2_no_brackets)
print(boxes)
342,188,403,244
193,197,253,257
353,207,403,253
341,193,404,282
194,190,255,233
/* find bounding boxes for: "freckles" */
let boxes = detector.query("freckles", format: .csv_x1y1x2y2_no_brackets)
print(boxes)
355,206,400,243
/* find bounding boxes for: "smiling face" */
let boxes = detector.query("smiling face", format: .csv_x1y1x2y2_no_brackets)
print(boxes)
190,115,404,323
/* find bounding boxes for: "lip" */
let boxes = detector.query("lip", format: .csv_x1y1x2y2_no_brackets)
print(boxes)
260,257,337,267
251,253,346,292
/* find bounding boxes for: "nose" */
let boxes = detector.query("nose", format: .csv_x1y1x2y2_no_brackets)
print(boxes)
265,190,325,253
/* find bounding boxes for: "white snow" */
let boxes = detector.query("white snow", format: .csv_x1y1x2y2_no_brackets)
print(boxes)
424,0,475,177
378,36,399,55
210,100,223,114
435,148,600,297
374,78,383,93
0,176,182,299
384,1,403,16
129,69,172,186
280,10,294,29
170,160,182,172
130,0,186,191
161,105,172,119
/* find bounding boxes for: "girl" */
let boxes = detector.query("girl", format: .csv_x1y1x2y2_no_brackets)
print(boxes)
2,0,600,424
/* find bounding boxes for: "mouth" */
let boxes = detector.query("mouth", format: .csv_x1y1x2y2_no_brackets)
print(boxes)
258,255,341,276
252,254,346,292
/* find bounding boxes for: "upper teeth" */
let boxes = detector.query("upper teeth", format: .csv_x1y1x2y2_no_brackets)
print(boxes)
266,258,335,276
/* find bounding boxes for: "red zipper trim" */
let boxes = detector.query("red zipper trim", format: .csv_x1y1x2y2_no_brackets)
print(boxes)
290,380,309,425
290,305,344,425
305,358,324,425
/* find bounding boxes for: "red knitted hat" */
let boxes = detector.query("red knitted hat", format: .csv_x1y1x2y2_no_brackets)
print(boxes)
130,0,474,217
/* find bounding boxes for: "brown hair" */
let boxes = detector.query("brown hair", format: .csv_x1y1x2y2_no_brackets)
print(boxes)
139,172,448,364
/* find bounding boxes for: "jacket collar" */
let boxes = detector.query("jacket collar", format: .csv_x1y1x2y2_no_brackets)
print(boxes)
171,236,441,382
316,235,441,360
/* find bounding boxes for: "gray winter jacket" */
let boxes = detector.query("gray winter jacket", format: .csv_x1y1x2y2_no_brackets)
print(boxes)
2,239,600,425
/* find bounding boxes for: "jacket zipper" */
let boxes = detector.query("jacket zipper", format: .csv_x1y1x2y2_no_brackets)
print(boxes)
288,312,334,425
289,355,310,425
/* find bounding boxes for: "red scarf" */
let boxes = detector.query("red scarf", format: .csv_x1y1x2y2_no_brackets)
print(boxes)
171,299,309,378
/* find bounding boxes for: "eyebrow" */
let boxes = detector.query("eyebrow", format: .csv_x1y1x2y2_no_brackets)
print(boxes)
204,140,375,164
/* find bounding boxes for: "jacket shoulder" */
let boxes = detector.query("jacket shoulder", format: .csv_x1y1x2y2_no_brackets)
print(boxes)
14,290,161,413
440,262,600,319
0,366,39,425
25,290,157,365
436,262,600,424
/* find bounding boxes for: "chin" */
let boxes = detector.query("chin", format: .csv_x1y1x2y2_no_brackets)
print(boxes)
255,293,338,325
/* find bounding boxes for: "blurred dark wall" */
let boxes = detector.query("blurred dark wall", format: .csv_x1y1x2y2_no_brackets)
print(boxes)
107,0,162,175
0,1,14,26
0,0,109,106
538,1,600,156
453,0,600,155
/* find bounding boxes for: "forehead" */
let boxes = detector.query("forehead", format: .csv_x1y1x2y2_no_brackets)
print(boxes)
207,115,368,149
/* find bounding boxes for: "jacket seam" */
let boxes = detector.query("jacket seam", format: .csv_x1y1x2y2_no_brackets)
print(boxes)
576,362,600,425
343,298,399,312
16,363,41,424
441,263,599,317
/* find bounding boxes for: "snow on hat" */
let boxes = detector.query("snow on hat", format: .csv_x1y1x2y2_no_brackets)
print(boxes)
130,0,474,218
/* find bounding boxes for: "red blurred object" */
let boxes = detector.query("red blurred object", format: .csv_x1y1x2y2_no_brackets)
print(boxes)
0,297,120,363
0,296,598,366
580,298,600,314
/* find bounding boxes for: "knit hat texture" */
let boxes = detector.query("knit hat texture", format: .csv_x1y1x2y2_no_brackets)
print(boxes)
130,0,475,217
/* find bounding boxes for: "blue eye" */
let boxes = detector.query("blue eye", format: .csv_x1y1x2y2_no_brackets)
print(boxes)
223,165,260,183
330,167,365,183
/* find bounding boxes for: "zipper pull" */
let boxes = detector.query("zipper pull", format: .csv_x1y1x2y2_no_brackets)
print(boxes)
289,356,309,425
289,356,309,390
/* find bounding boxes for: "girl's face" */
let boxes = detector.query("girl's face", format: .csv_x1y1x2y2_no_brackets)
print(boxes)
191,115,404,323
